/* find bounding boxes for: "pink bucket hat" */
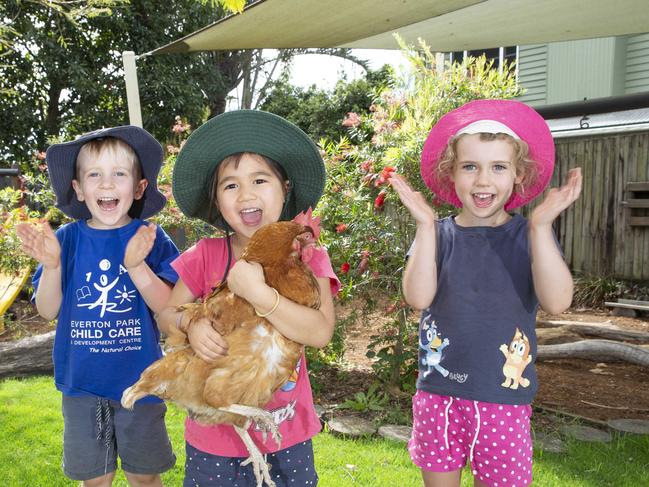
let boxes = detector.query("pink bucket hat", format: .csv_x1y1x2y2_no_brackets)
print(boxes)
420,99,555,210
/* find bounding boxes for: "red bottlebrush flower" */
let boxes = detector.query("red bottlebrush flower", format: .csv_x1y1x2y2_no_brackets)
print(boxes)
342,112,361,128
380,166,396,179
340,262,350,274
335,223,347,233
374,192,386,210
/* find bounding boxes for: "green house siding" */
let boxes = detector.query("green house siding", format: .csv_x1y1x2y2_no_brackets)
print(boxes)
546,37,624,103
517,33,648,106
625,33,649,93
517,44,547,105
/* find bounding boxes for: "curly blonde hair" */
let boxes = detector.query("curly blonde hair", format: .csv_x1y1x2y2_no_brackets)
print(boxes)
435,133,539,197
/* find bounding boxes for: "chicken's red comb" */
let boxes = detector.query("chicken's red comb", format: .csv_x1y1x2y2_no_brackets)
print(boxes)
292,207,321,239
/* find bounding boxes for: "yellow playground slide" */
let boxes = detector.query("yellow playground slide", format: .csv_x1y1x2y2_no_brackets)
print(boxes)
0,268,30,332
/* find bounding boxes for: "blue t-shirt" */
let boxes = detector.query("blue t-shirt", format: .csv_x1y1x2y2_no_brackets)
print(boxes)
32,219,179,402
414,214,540,405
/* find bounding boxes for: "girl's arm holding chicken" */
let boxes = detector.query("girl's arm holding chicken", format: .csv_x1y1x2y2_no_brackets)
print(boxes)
158,281,230,361
157,267,334,363
227,260,335,348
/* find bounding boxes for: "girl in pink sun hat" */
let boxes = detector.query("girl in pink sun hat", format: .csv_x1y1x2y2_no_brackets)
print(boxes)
390,99,582,487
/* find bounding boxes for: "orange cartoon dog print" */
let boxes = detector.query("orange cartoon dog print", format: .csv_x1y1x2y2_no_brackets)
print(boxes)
499,328,532,389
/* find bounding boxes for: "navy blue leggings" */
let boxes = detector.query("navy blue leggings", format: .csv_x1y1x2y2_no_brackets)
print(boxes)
184,439,318,486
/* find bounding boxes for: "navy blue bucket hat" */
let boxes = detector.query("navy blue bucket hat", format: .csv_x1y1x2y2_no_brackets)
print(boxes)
46,125,166,220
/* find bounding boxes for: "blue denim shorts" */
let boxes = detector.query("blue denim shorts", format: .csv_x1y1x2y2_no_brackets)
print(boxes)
61,394,176,481
184,440,318,486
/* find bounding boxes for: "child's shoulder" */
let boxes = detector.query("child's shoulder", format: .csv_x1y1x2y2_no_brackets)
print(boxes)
193,235,228,250
181,235,229,260
53,219,82,238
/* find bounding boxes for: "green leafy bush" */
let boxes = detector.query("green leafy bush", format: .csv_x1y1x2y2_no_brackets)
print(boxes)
0,151,67,275
339,383,389,413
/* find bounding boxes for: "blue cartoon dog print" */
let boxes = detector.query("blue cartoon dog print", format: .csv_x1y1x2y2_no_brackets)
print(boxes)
419,312,450,378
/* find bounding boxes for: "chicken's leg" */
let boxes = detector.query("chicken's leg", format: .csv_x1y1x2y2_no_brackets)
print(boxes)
234,424,276,487
218,404,282,448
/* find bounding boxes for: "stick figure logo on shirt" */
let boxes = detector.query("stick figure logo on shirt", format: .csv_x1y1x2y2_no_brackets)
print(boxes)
77,258,134,317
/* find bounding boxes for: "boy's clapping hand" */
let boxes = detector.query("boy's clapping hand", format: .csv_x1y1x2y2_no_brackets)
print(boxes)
16,221,61,270
124,223,157,270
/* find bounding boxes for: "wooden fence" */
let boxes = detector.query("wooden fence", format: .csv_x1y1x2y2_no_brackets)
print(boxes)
525,130,649,281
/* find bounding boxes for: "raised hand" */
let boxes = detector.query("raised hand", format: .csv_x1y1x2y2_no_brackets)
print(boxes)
15,221,61,269
389,174,437,226
124,223,157,270
530,168,582,227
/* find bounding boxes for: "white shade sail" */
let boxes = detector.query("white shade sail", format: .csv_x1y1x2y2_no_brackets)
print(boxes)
147,0,649,55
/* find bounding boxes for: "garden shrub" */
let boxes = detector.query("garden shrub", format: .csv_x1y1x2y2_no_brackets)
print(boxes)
572,272,649,309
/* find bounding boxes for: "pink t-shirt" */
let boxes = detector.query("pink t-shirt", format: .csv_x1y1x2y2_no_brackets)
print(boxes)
171,236,340,457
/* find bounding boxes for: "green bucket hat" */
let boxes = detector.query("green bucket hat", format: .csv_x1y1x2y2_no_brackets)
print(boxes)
172,110,325,230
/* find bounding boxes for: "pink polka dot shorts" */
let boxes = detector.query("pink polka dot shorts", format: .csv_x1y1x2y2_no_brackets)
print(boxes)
408,390,533,487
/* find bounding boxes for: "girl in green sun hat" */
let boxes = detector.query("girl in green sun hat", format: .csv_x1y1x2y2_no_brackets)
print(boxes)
158,110,340,486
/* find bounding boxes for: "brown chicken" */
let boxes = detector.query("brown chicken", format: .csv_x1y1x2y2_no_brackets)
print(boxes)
121,221,321,487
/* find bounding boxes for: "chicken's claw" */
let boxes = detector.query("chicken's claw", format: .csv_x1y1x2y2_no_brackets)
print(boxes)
234,425,276,487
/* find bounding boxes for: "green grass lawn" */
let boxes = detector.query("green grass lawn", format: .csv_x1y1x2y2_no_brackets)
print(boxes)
1,377,648,486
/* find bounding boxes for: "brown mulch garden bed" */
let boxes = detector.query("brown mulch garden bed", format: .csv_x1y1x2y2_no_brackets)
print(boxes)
3,294,649,423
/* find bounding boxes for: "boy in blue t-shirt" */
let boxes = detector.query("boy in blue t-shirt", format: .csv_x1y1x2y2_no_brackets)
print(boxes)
16,126,179,485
